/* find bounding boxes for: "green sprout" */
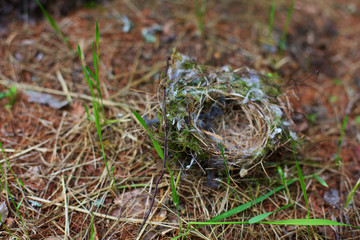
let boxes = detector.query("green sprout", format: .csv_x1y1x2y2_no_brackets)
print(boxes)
0,86,17,109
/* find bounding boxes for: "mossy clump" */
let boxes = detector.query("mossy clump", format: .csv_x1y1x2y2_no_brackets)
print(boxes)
154,51,293,177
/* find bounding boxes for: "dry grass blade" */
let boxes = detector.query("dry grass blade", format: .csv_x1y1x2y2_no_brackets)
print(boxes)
0,79,130,111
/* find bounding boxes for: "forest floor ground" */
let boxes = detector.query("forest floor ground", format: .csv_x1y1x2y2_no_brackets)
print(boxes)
0,0,360,239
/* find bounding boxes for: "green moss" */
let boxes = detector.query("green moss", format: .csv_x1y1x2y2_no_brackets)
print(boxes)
181,61,194,70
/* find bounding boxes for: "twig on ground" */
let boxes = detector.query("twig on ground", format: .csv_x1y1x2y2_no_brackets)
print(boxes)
138,56,171,233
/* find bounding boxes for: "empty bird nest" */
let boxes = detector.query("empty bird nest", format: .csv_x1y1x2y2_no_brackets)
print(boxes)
149,51,295,177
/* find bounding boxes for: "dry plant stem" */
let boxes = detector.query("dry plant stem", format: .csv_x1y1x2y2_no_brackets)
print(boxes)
139,57,171,233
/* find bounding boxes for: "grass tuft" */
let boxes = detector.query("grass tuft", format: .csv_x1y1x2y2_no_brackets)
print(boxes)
78,21,114,184
279,0,295,50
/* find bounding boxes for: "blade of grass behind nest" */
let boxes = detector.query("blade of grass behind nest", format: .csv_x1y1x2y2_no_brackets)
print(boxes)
35,0,73,50
292,142,310,218
268,2,276,41
195,0,206,37
279,0,294,51
344,177,360,208
132,110,164,160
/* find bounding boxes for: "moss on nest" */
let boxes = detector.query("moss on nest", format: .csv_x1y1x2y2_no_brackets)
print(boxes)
153,51,293,177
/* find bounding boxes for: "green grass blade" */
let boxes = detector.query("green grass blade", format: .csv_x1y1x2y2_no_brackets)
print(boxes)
132,110,164,160
168,165,181,230
0,142,25,190
90,214,96,240
189,219,360,229
93,22,105,121
261,219,360,228
293,142,310,218
195,0,206,36
78,47,99,118
16,197,25,210
268,2,276,40
92,44,98,85
344,177,360,208
336,114,348,164
0,142,29,236
78,47,96,98
314,174,328,188
84,103,94,122
280,0,294,50
96,21,100,71
35,0,72,50
169,170,179,205
249,203,293,224
92,88,112,183
85,66,96,82
219,143,230,185
209,179,296,222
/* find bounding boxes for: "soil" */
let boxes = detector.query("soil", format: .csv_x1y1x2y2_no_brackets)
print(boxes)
0,0,359,239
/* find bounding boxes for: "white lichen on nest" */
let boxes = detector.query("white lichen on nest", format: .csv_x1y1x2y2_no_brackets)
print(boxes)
155,51,291,177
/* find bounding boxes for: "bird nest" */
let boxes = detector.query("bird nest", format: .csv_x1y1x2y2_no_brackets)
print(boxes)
153,52,292,177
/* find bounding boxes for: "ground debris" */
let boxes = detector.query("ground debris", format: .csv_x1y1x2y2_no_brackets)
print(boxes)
24,90,69,109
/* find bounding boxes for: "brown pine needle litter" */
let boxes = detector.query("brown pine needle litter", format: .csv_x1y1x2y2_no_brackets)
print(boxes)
0,0,359,239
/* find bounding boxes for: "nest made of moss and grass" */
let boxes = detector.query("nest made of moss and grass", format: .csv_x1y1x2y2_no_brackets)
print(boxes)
151,51,295,177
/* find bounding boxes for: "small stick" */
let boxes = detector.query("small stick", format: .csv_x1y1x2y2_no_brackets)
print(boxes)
138,56,171,233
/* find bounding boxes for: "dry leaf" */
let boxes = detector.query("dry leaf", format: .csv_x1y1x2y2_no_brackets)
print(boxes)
25,90,69,109
0,202,9,226
113,189,146,218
